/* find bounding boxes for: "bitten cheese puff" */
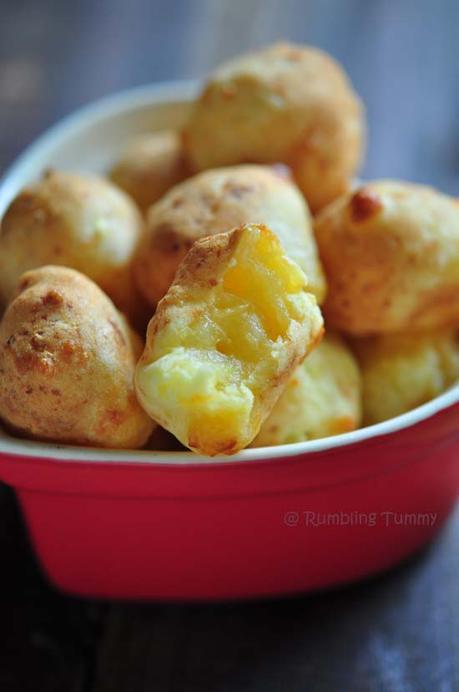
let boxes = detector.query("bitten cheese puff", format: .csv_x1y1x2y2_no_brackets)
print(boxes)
135,223,324,456
134,164,326,306
352,331,459,425
184,42,365,212
109,131,189,212
315,181,459,335
0,266,155,448
0,170,145,324
253,333,361,446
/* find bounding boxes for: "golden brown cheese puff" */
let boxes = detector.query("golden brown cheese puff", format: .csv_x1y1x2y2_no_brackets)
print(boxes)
135,223,324,456
315,181,459,335
0,266,155,448
352,331,459,425
252,333,361,447
134,164,326,306
0,170,146,325
109,131,189,213
184,42,364,213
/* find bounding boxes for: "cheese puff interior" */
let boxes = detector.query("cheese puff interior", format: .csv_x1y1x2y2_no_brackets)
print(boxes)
135,223,323,455
353,331,459,425
252,333,362,446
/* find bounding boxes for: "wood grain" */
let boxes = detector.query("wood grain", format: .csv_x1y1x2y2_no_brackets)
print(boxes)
91,514,459,691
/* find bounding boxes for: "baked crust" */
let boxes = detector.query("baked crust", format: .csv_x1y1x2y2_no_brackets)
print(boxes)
315,181,459,335
184,42,364,212
352,331,459,425
110,131,189,212
0,170,145,325
253,333,362,446
0,266,154,448
134,164,326,306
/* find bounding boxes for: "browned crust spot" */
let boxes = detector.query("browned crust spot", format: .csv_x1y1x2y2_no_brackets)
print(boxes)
152,222,184,253
41,289,64,307
350,189,383,223
187,435,239,456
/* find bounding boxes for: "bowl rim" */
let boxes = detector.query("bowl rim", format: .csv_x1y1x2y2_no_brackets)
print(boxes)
1,386,458,466
0,80,198,213
1,79,458,467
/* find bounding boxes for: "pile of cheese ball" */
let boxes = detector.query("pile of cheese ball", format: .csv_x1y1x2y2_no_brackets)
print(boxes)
1,42,459,456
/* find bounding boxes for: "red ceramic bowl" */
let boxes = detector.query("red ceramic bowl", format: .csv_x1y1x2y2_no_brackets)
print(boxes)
0,83,458,600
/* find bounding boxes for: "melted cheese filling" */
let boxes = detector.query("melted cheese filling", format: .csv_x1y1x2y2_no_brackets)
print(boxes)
136,224,313,453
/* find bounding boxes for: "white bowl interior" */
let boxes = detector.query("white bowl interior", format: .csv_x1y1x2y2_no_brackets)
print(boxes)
0,81,458,466
0,82,196,214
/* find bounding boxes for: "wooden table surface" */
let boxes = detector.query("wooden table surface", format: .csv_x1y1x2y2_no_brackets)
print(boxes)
0,1,458,690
